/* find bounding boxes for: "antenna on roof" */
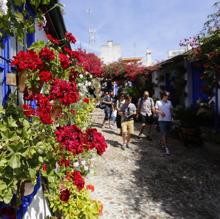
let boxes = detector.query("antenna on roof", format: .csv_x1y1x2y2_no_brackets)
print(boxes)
86,8,96,45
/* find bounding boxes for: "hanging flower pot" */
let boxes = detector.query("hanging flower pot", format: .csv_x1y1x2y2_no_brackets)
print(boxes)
30,80,44,94
18,72,26,92
18,71,44,94
51,104,62,119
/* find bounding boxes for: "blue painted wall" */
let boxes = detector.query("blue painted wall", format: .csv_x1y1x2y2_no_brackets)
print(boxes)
191,63,208,107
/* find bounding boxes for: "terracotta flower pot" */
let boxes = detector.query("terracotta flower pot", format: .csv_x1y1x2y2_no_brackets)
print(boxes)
51,104,62,119
18,71,44,94
18,72,26,92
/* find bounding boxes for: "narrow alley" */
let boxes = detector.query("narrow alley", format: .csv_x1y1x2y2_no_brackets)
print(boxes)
88,109,220,219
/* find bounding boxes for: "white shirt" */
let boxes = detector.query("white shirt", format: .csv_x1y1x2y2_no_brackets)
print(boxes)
155,100,173,121
138,97,154,116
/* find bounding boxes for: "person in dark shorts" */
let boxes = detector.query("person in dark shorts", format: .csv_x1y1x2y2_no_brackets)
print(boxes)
115,92,125,135
155,91,173,155
101,91,113,128
137,91,155,140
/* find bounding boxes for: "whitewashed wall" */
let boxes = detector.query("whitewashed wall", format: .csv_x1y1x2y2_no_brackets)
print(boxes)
23,186,51,219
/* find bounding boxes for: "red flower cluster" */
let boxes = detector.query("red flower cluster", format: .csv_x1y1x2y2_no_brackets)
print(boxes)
86,128,107,155
39,47,55,61
69,69,78,82
86,184,94,192
65,32,77,44
83,98,90,104
59,155,71,167
49,79,79,106
39,70,52,82
72,170,85,191
36,94,53,124
47,34,60,45
55,125,84,155
77,49,103,77
60,189,70,202
12,50,43,71
22,104,35,117
59,53,71,69
42,163,47,172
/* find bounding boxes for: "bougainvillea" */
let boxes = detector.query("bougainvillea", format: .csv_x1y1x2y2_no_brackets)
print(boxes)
102,60,147,81
76,49,103,77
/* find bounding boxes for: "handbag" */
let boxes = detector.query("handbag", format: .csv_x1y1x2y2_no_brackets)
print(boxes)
99,103,106,109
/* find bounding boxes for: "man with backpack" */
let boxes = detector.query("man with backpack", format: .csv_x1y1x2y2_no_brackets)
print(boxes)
137,91,155,140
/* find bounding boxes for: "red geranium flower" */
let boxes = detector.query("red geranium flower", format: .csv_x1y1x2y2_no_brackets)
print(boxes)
49,79,79,106
59,53,71,69
47,34,60,45
12,50,43,72
42,163,47,172
72,170,85,191
86,184,94,192
39,70,52,82
22,104,35,117
36,94,53,124
39,47,55,61
83,98,90,104
65,32,77,44
55,125,84,155
60,189,70,202
86,128,107,155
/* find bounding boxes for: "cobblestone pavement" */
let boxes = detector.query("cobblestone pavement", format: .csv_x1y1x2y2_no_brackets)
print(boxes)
87,109,220,219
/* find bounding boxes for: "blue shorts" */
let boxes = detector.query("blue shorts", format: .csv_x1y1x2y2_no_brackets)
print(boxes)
159,121,172,136
104,107,112,120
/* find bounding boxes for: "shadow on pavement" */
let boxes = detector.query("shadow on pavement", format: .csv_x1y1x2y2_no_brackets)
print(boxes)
122,127,220,219
106,139,122,148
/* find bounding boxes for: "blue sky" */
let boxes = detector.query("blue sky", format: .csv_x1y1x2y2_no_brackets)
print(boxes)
61,0,216,61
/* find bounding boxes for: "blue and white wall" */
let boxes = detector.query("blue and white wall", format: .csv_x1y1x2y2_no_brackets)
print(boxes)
0,20,51,219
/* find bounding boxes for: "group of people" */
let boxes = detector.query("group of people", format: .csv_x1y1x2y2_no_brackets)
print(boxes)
100,90,173,155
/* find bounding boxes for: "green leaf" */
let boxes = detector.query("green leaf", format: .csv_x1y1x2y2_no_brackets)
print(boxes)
29,40,46,51
13,0,25,6
38,156,43,163
3,189,13,204
28,168,37,180
22,119,30,129
9,154,21,169
0,106,5,114
7,117,17,128
0,180,7,191
14,12,24,23
0,159,7,167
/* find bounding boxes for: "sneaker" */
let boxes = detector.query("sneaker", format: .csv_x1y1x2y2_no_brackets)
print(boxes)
165,147,171,155
126,143,129,148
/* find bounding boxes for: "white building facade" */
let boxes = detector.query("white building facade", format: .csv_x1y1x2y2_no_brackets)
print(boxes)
100,41,122,64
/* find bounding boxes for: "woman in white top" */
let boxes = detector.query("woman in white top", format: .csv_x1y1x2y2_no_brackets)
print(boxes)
155,91,173,155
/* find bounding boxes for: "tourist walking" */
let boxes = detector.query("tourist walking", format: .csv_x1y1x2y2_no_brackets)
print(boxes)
155,91,173,155
115,92,125,135
101,91,113,128
119,94,136,150
137,91,155,140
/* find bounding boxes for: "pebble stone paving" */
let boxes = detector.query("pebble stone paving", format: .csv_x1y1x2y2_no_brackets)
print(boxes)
87,109,220,219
